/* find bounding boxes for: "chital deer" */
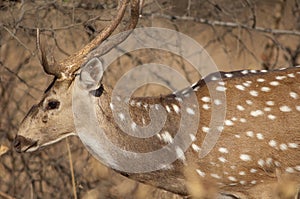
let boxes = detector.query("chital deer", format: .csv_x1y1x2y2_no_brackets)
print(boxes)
14,0,300,198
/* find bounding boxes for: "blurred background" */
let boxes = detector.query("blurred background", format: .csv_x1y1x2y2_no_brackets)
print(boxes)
1,0,300,198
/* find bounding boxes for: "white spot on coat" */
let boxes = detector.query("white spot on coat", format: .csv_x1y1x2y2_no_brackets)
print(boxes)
246,131,254,137
216,86,227,92
131,122,137,131
250,168,257,173
161,131,173,144
190,134,196,142
228,176,237,182
118,113,125,121
225,73,233,78
186,107,195,115
110,103,114,110
196,169,206,177
202,126,210,133
211,173,221,179
218,157,227,163
258,159,265,167
192,144,201,152
285,167,295,173
261,87,270,92
266,158,273,165
217,126,224,132
214,99,222,105
275,76,286,80
257,78,265,82
269,140,277,148
256,133,264,140
166,105,171,113
237,105,245,111
288,143,298,148
270,81,280,86
251,180,257,184
155,104,160,110
290,92,298,99
239,171,246,175
172,104,180,114
240,118,247,123
203,104,210,110
266,101,275,106
130,100,135,106
175,97,183,102
279,143,288,151
235,85,245,91
240,181,246,185
243,82,251,87
246,100,253,105
143,104,149,109
268,114,276,120
219,147,229,153
249,90,258,97
241,70,248,75
250,110,264,117
201,96,210,102
225,120,234,126
240,154,252,161
279,105,291,112
175,146,186,161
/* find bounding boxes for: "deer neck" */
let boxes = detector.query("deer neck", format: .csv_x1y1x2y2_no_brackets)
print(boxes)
94,84,191,158
75,83,200,194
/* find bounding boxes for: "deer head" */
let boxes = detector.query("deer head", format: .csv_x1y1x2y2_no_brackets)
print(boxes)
14,79,75,152
14,0,140,153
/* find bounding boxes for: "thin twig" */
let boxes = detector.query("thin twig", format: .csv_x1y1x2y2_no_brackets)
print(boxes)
19,15,110,32
66,138,77,199
0,191,16,199
3,26,33,54
150,13,300,36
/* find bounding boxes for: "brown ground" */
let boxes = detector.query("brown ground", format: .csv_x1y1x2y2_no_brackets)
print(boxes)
1,0,300,198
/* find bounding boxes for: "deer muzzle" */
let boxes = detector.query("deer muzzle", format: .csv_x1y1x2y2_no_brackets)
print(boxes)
14,135,38,153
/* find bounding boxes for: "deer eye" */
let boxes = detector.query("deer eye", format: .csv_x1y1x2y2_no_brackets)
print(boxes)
45,100,60,110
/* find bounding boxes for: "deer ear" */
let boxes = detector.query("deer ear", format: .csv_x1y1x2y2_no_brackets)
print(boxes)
79,57,104,91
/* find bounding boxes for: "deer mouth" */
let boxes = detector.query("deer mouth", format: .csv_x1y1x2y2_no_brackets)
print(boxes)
14,135,39,153
24,142,39,152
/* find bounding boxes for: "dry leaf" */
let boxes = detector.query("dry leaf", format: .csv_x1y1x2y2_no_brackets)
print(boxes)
0,145,9,156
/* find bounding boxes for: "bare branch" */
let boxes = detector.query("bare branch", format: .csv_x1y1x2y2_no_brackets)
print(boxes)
150,13,300,36
0,191,15,199
3,26,33,54
87,0,141,60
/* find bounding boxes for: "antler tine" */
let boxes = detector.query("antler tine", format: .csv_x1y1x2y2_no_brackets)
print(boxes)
55,0,139,80
36,29,60,77
86,0,140,60
128,0,140,30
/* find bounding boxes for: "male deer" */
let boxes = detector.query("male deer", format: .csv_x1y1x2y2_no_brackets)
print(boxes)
14,0,300,198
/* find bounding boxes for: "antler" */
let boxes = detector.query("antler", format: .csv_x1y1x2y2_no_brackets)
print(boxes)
42,0,140,80
86,0,140,60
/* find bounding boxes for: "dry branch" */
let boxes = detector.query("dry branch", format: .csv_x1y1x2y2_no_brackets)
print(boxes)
151,13,300,36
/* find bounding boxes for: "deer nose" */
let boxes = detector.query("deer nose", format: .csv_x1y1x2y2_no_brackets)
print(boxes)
14,135,37,153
